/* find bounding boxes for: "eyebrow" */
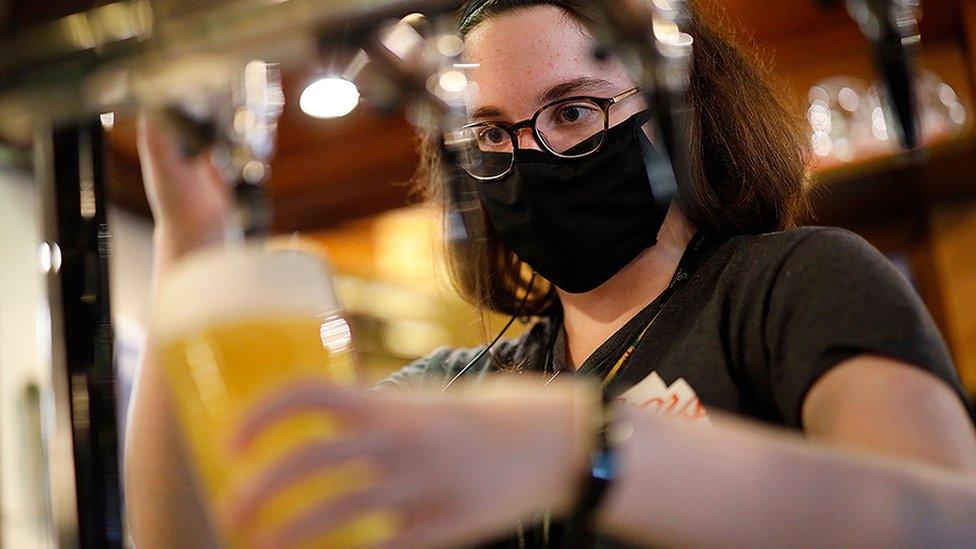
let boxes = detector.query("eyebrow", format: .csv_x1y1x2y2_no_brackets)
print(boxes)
538,77,616,105
470,105,506,121
469,77,618,122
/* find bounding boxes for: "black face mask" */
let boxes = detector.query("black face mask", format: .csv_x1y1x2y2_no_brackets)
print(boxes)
475,111,673,294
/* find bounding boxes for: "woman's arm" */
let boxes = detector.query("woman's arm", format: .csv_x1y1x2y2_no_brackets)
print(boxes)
600,377,976,547
801,356,976,471
224,374,976,548
124,114,229,548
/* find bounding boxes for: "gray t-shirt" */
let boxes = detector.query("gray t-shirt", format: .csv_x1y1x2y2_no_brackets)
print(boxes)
376,226,974,547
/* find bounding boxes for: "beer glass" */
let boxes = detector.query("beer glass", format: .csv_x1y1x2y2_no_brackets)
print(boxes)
151,245,393,547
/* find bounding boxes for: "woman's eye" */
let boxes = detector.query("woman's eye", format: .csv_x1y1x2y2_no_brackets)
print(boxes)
479,127,507,146
556,105,596,124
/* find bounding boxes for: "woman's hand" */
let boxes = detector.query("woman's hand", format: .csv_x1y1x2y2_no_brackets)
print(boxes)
225,380,598,548
137,111,231,263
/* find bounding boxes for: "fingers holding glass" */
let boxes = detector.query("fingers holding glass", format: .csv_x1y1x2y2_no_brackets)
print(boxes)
230,380,377,452
226,432,396,528
249,482,414,549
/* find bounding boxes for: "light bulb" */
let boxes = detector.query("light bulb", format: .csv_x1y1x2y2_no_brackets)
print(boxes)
300,77,361,119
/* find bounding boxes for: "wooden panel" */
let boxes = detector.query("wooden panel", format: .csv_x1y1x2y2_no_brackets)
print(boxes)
809,136,976,350
266,70,422,230
963,0,976,92
926,203,976,393
703,0,961,45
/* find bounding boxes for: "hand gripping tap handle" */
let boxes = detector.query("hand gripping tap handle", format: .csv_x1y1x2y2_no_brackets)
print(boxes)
146,59,284,238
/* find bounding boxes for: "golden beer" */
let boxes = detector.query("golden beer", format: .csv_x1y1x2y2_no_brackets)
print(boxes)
152,247,394,547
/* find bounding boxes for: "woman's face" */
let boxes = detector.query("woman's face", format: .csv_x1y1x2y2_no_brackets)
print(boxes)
462,5,646,150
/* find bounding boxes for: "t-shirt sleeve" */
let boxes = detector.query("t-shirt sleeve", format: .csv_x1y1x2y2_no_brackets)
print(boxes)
762,228,971,427
373,346,491,393
372,319,550,392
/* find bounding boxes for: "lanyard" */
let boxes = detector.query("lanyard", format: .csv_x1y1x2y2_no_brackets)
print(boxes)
600,233,708,389
600,290,676,389
529,234,709,548
542,233,709,392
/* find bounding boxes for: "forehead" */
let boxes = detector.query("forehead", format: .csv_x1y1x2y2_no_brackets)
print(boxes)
462,5,631,117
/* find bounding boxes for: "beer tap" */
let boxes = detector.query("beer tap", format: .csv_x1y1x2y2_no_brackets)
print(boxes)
846,0,922,150
318,13,482,244
137,58,285,238
416,15,489,246
585,0,694,218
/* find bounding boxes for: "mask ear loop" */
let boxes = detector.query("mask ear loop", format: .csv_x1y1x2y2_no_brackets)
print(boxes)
441,271,538,392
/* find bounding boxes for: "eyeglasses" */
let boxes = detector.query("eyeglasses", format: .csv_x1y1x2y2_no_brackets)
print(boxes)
447,87,641,181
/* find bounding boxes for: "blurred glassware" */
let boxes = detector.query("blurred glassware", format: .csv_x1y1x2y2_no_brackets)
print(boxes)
809,72,970,167
911,70,968,143
807,76,891,165
152,245,394,547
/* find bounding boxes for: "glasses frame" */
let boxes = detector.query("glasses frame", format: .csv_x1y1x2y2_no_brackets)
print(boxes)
457,86,642,181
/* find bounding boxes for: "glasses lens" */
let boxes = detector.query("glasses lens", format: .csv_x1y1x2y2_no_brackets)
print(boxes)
537,98,607,156
450,124,514,179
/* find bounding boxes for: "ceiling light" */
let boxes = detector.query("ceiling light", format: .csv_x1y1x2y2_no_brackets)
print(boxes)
299,77,361,119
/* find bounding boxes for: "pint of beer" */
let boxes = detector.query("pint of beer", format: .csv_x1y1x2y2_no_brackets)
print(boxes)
152,246,393,547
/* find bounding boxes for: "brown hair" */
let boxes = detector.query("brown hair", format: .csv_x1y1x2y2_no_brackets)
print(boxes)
416,0,809,317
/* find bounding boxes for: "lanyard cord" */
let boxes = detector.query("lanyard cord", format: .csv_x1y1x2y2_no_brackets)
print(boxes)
543,233,708,392
442,272,538,392
600,286,680,390
599,235,704,389
446,234,709,393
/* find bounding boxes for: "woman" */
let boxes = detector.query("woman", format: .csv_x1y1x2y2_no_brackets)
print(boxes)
125,1,976,547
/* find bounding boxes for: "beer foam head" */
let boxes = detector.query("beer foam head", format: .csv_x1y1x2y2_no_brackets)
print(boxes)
152,246,341,344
